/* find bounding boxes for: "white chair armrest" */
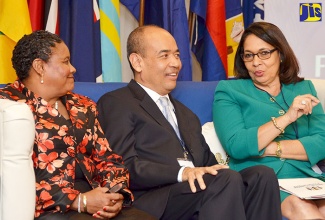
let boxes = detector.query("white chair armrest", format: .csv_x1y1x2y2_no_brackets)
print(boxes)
308,78,325,111
0,99,35,220
202,122,228,165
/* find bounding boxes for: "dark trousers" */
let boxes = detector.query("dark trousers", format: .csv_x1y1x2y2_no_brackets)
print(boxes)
37,177,157,220
37,206,158,220
148,165,281,220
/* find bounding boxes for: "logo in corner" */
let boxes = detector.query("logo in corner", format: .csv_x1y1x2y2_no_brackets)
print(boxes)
300,3,322,22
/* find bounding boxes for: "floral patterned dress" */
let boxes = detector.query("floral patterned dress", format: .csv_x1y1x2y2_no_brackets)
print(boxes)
0,80,133,218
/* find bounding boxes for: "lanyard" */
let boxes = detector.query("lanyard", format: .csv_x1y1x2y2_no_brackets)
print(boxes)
255,84,299,139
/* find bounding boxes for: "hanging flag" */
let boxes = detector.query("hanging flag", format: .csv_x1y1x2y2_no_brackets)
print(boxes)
28,0,59,34
120,0,140,19
99,0,122,82
225,0,244,78
243,0,265,28
28,0,45,31
0,0,32,84
190,0,228,81
120,0,192,81
44,0,59,34
59,0,102,82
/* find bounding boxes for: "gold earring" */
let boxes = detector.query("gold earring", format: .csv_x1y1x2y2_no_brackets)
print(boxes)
41,74,44,84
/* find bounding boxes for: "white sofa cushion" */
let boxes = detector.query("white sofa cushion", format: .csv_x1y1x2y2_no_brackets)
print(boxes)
309,78,325,111
0,99,35,220
202,122,228,165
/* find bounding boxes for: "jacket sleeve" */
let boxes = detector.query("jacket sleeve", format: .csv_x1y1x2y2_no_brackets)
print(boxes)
298,80,325,165
90,102,134,206
213,81,261,160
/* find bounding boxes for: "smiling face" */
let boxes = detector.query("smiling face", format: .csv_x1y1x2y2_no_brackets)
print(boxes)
42,42,76,96
132,27,182,96
243,34,281,89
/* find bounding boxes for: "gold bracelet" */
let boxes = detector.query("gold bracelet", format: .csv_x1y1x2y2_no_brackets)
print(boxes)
83,194,87,213
275,141,282,158
271,117,284,134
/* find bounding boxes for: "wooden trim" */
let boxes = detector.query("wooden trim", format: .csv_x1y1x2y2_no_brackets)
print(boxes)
139,0,145,26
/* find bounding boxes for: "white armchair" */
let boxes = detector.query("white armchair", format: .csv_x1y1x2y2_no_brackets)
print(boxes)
0,99,35,220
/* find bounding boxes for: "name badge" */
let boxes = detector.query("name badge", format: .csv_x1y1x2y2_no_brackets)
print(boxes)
177,158,194,168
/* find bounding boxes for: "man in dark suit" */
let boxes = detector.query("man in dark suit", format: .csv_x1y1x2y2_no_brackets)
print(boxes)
97,25,282,220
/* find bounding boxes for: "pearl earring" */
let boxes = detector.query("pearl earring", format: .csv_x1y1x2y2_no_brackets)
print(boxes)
54,101,59,110
41,74,44,84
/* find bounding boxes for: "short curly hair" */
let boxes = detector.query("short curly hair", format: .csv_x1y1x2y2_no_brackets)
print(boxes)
12,30,62,81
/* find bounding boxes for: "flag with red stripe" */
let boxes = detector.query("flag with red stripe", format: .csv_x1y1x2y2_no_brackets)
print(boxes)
190,0,228,81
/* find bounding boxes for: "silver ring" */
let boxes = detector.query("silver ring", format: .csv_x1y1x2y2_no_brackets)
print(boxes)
301,100,306,105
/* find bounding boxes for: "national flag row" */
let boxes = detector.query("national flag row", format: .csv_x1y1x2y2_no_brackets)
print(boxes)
0,0,264,84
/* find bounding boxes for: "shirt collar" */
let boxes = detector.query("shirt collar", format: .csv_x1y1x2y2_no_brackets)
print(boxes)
137,82,170,103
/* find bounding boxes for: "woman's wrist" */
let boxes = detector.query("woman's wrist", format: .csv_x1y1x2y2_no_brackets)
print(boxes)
70,192,82,212
263,141,278,157
272,115,291,132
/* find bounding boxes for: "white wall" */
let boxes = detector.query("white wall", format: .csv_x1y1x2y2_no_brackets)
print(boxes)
264,0,325,79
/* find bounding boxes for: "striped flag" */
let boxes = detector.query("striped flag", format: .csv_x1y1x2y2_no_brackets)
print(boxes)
0,0,32,84
191,0,228,81
44,0,59,34
59,0,102,82
225,0,244,78
99,0,122,82
28,0,59,34
28,0,44,31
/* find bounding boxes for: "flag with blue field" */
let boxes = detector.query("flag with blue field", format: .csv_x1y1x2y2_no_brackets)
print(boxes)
59,0,102,82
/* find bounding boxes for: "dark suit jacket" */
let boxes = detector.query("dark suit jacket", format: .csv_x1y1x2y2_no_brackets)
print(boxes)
97,80,217,218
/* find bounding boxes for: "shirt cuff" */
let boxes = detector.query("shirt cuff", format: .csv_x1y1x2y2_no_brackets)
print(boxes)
177,166,186,182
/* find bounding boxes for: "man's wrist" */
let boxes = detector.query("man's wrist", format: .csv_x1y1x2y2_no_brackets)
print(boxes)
177,166,186,182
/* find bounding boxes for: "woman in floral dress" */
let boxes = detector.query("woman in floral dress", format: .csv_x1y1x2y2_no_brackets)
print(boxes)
0,30,156,220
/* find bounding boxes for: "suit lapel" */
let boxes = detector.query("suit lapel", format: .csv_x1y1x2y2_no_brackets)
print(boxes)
127,80,178,135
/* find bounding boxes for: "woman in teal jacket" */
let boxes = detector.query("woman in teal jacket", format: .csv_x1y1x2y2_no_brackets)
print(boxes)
213,22,325,219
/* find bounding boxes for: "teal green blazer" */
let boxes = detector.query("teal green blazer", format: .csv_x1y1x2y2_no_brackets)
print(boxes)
213,79,325,179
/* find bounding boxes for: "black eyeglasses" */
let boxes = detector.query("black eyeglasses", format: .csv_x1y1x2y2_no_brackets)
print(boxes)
241,48,278,62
